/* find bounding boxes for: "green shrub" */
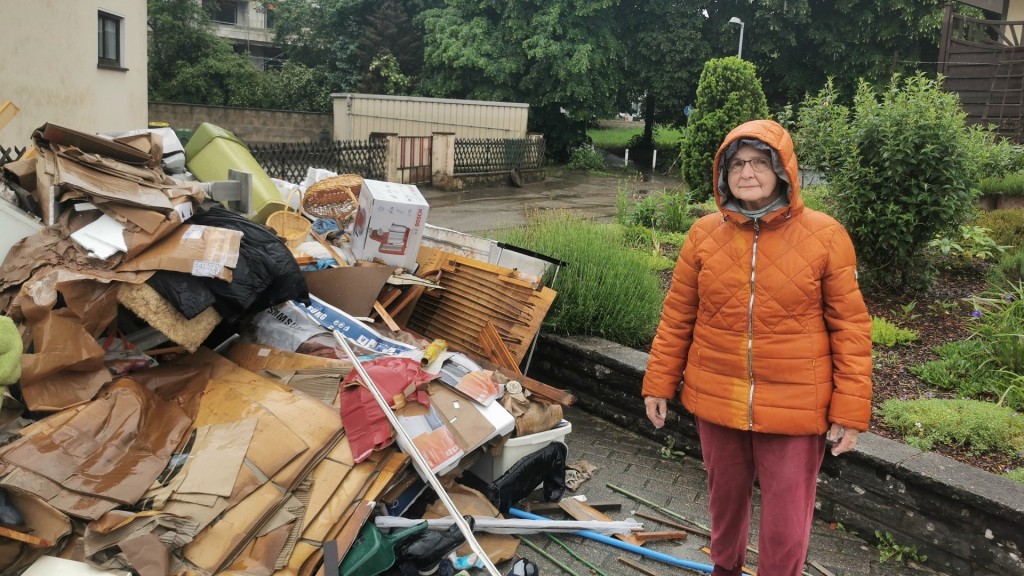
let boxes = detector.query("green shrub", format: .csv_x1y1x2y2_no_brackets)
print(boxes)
987,247,1024,287
879,398,1024,454
800,183,836,217
910,340,1007,400
794,78,852,177
974,209,1024,248
1006,468,1024,483
831,74,981,292
619,189,697,233
966,124,1019,181
979,173,1024,197
567,145,608,172
680,57,770,202
871,316,919,347
928,225,1009,273
498,212,665,348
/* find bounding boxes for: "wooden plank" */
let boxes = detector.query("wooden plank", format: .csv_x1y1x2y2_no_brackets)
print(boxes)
558,498,643,547
633,510,709,538
699,547,755,575
0,525,51,547
480,321,523,375
809,560,837,576
318,500,374,576
527,500,621,514
633,530,688,542
0,101,18,131
373,301,401,332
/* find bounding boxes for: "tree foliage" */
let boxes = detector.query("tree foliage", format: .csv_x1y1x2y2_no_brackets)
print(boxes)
420,0,624,160
680,57,770,202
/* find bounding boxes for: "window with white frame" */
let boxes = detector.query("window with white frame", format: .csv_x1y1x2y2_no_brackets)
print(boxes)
97,11,123,68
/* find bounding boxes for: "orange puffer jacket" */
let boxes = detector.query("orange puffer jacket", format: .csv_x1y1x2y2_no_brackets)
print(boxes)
642,120,872,435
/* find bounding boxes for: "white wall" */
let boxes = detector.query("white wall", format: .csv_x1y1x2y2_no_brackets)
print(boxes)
0,0,148,148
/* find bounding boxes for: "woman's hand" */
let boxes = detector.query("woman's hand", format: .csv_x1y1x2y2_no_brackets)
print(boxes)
644,396,667,429
827,423,859,456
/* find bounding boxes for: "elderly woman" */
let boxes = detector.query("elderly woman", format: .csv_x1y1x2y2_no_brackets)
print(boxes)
641,119,872,576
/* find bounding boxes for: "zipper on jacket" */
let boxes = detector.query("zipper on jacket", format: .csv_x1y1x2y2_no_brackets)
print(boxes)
747,219,760,430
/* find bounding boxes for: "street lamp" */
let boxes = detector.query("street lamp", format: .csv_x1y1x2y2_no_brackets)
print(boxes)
729,17,745,59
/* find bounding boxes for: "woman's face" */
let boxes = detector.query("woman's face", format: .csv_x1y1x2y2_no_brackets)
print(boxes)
726,144,779,212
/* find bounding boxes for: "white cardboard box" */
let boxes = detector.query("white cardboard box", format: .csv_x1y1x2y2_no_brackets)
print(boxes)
350,179,429,270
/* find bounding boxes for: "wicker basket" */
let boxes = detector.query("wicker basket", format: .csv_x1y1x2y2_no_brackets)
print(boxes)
266,190,311,249
302,174,362,225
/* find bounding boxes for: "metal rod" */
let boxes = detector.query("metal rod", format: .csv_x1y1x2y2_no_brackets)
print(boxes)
329,329,502,576
510,508,713,573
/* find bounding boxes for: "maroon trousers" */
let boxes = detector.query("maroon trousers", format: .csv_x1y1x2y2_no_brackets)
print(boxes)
696,418,826,576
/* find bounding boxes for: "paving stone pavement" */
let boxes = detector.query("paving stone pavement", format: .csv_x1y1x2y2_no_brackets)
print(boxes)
505,406,928,576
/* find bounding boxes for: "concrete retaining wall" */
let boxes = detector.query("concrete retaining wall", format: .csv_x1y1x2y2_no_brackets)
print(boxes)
530,333,1024,576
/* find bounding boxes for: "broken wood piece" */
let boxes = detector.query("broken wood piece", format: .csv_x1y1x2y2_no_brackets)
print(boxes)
373,301,401,332
318,500,374,576
0,101,19,131
699,547,756,575
527,500,622,514
558,498,643,547
633,510,710,539
480,321,523,375
809,560,836,576
0,525,51,548
617,556,669,576
634,530,688,542
310,229,347,267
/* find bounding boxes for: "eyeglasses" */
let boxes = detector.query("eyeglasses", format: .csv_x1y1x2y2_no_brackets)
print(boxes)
726,157,773,173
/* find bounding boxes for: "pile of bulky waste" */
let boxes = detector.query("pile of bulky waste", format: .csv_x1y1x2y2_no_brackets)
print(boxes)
0,121,632,576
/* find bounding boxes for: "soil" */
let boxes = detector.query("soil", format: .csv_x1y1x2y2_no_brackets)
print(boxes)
655,259,1024,477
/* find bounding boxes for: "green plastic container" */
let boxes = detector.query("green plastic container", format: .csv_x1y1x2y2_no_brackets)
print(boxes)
183,122,285,223
339,520,428,576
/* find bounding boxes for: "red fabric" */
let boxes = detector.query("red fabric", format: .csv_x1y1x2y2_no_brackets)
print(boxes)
340,357,434,462
697,417,825,576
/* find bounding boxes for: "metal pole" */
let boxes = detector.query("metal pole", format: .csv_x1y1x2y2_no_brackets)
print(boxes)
738,22,745,59
329,329,502,576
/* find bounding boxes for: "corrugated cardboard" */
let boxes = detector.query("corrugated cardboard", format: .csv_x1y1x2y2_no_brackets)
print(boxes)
303,265,395,317
1,156,37,191
36,123,153,166
349,179,429,269
116,224,241,282
0,487,72,574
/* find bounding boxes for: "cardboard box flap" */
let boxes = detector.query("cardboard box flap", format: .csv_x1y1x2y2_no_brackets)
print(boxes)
303,265,395,318
116,224,242,282
35,123,152,166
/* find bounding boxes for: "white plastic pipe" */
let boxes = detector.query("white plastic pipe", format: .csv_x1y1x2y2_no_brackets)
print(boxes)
376,515,644,535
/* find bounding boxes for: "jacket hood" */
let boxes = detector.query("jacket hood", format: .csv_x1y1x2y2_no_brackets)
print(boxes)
713,119,803,222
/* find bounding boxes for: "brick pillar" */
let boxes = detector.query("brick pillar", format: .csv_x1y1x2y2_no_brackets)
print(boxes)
432,132,456,190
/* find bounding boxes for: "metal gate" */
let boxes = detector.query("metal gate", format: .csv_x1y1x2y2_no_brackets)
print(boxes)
398,136,432,186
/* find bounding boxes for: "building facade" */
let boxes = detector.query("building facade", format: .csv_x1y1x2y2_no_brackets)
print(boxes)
210,0,285,70
0,0,148,146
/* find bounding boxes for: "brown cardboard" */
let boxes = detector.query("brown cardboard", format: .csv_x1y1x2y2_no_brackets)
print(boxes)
303,265,396,317
428,383,498,454
0,487,72,574
1,156,37,191
225,342,352,372
0,378,193,512
116,223,242,282
53,153,172,210
36,123,153,166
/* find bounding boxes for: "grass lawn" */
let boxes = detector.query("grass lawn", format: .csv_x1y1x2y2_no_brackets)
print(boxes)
588,123,686,150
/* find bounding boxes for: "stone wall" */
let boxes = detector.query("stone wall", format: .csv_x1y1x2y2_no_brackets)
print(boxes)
530,333,1024,576
148,102,333,145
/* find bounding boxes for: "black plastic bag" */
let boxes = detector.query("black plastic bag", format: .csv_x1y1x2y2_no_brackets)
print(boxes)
487,442,567,515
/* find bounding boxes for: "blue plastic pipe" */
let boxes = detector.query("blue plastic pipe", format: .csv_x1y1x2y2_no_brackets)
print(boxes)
509,507,713,573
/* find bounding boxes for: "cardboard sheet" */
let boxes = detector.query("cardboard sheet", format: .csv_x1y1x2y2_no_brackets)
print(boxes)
116,224,242,282
36,123,153,166
0,487,72,574
303,265,395,318
176,419,258,498
0,378,193,516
